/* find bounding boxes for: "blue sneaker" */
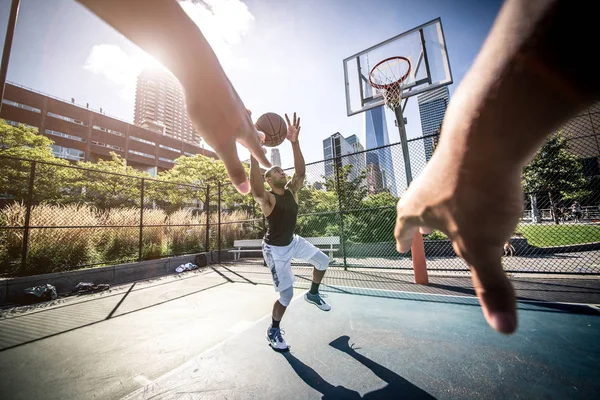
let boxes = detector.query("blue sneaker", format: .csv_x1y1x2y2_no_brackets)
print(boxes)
304,292,331,311
266,325,289,351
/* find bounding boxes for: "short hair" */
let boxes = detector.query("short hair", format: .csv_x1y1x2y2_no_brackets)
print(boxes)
264,166,280,179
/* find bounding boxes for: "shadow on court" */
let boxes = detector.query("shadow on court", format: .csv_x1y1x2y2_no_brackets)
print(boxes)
283,335,435,399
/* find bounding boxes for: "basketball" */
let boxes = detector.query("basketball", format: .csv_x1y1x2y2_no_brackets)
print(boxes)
255,112,287,147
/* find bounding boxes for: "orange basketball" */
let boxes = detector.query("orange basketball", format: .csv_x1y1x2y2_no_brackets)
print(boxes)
255,112,287,147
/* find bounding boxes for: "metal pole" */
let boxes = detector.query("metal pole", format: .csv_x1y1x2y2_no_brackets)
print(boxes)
205,184,210,254
0,0,20,113
138,178,145,261
334,156,347,269
21,160,35,269
393,104,428,284
393,106,413,186
217,181,221,264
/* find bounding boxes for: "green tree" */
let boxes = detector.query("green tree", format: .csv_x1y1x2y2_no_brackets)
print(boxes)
155,154,253,213
64,152,151,209
324,163,368,211
0,120,70,205
344,191,398,243
522,131,590,224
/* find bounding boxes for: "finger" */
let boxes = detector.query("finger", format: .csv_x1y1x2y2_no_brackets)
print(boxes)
466,249,517,334
213,141,250,194
257,131,266,144
293,112,297,126
239,127,272,168
297,126,301,135
296,117,301,129
394,213,421,253
285,113,291,127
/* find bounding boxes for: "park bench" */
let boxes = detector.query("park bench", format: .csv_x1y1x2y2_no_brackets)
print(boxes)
229,237,340,262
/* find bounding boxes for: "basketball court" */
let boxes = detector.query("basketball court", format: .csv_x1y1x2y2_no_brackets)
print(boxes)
1,10,599,400
1,263,599,399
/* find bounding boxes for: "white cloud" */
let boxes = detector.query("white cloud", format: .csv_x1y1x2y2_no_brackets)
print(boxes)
84,0,254,98
84,44,144,100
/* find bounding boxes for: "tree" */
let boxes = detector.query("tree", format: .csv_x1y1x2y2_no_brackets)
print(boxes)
344,191,398,243
522,131,589,224
0,120,70,205
156,154,253,213
68,152,151,209
324,163,368,211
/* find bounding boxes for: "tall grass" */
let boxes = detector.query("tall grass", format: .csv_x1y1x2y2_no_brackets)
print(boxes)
0,203,262,276
167,209,205,255
3,204,98,275
97,207,139,263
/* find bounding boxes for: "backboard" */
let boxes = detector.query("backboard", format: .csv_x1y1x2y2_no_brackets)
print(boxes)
343,18,452,116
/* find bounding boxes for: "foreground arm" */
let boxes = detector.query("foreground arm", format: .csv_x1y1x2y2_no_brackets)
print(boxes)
285,113,305,193
394,0,599,334
76,0,270,194
250,156,273,214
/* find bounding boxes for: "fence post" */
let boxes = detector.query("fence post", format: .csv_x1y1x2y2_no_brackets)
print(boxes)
217,181,221,264
334,157,348,270
138,178,145,261
21,160,36,270
205,184,210,255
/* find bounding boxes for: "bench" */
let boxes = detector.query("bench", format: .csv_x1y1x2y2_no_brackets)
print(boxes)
229,236,340,262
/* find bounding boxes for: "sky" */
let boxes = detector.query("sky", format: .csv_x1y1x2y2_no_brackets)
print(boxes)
0,0,504,180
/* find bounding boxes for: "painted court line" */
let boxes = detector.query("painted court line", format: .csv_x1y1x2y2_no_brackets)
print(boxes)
323,283,600,309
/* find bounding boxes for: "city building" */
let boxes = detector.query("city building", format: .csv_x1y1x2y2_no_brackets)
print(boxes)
418,86,450,162
364,105,397,196
0,82,216,177
134,67,199,143
322,132,366,183
270,148,281,167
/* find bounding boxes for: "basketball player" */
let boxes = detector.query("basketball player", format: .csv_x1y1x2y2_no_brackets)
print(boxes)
79,0,597,336
249,112,331,351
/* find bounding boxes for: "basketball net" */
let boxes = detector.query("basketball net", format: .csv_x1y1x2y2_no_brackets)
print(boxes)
380,83,404,111
368,56,411,111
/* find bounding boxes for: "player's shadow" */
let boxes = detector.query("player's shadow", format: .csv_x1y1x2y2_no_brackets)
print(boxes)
281,335,435,399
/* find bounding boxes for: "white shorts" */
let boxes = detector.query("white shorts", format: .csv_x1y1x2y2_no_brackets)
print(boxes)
262,235,320,292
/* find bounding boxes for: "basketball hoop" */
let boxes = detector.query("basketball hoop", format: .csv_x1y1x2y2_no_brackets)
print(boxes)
368,56,411,110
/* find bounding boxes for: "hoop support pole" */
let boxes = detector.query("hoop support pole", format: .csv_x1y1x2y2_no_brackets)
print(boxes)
394,104,428,285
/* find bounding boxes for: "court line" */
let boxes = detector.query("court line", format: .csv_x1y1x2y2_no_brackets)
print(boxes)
323,283,600,308
120,293,302,400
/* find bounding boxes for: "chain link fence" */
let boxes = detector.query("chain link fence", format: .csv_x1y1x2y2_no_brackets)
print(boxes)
0,156,211,276
1,102,599,277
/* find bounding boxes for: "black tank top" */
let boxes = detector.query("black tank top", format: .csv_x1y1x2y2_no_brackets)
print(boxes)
264,189,298,246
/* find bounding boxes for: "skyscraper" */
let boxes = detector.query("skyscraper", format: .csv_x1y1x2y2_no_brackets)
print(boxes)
270,148,281,167
418,86,450,161
322,133,365,183
364,105,397,196
134,67,199,143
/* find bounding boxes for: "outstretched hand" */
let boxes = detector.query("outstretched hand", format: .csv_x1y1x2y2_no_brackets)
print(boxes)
394,143,521,334
182,82,271,196
285,112,301,143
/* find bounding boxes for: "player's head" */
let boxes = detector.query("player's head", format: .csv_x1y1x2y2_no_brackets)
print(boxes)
265,166,287,188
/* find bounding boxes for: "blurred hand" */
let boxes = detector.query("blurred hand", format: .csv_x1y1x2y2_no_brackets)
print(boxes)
394,145,522,335
183,88,271,195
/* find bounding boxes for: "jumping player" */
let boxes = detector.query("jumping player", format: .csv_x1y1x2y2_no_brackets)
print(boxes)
249,112,331,351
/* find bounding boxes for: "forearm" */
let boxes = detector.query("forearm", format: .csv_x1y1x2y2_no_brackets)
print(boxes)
76,0,226,89
249,157,265,198
440,0,598,175
291,142,305,177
